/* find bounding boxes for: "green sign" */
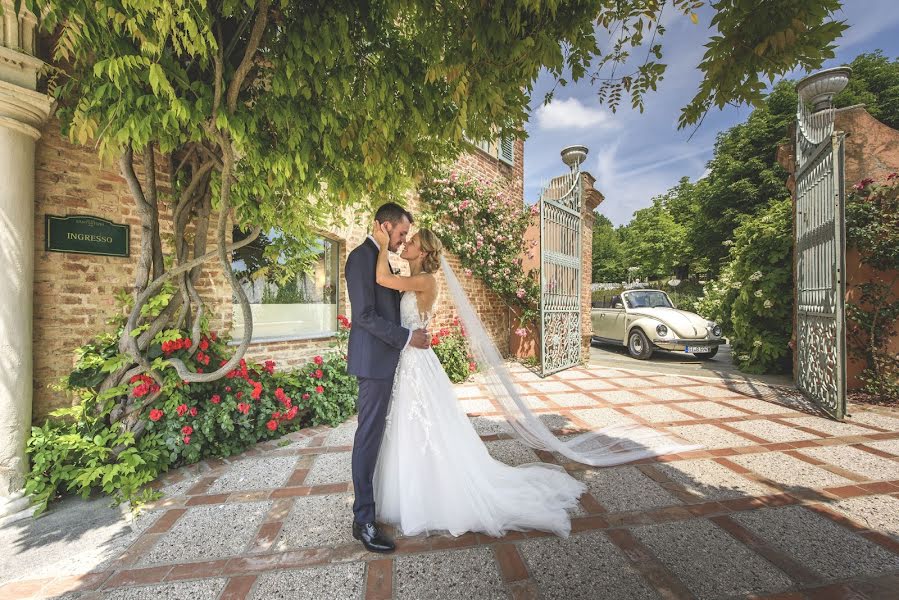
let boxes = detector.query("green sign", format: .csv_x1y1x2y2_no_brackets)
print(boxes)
45,214,130,257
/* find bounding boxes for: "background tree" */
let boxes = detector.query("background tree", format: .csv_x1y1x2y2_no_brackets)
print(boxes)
835,51,899,129
591,214,625,282
26,0,848,431
619,198,689,279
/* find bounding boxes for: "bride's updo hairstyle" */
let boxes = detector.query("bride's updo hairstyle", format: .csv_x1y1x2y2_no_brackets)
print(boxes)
417,229,444,274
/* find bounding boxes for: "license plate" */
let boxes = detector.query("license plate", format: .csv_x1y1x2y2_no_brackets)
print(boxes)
686,345,711,353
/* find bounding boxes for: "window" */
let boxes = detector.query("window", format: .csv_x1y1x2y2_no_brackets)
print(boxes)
463,132,516,166
231,228,339,340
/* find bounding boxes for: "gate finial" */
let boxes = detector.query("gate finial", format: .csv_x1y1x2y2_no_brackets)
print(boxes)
560,145,589,171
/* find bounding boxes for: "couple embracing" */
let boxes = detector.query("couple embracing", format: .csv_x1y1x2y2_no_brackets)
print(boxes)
344,202,694,553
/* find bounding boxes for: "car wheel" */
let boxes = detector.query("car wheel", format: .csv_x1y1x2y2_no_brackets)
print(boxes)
627,329,653,360
693,347,719,360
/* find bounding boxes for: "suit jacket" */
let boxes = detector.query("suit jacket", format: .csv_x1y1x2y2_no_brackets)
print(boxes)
344,238,409,379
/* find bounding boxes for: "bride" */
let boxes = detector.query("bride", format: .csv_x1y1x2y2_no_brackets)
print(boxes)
370,223,585,538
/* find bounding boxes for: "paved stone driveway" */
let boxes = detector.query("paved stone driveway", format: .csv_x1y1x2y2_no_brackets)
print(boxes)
3,364,899,599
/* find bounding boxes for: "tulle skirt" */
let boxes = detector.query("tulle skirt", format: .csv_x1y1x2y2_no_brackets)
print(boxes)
373,347,586,538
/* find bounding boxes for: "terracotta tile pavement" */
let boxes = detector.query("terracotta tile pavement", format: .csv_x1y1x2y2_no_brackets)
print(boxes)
3,365,898,599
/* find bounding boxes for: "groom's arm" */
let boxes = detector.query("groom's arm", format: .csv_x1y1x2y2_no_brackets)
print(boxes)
345,249,411,350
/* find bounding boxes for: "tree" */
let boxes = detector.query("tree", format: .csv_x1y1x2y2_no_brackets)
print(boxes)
591,214,625,282
835,51,899,129
619,197,689,279
25,0,847,432
687,81,798,274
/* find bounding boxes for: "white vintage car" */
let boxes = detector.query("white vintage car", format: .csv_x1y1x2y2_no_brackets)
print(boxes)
591,289,724,360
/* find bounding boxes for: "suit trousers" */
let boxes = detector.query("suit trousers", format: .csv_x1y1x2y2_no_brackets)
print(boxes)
351,376,394,524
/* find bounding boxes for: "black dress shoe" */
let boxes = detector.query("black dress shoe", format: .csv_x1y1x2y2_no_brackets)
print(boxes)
353,521,396,553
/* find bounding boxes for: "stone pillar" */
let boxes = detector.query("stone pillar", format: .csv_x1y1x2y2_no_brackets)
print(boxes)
580,173,604,363
0,1,53,520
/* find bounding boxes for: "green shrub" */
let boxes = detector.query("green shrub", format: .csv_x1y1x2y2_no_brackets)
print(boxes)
846,176,899,403
26,315,358,515
431,320,477,383
695,198,793,374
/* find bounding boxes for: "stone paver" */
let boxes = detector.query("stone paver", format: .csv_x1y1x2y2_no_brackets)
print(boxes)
633,519,794,599
519,532,657,600
207,456,299,493
827,494,899,539
654,459,777,500
732,506,899,579
725,419,821,442
578,466,681,512
104,578,227,600
276,493,355,549
394,547,507,600
664,424,754,448
305,451,353,486
728,452,855,490
139,501,271,565
249,563,366,599
486,439,541,466
4,363,898,600
796,445,899,481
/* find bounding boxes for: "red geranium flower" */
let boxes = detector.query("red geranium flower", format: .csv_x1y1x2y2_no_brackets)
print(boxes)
314,369,323,379
431,336,440,346
199,338,209,351
264,360,276,374
313,355,323,365
302,393,310,400
236,391,244,399
225,386,232,392
315,385,324,394
181,425,193,435
148,409,163,422
176,404,188,417
266,419,278,431
286,406,299,420
189,407,198,417
237,402,250,415
210,394,221,404
183,435,191,445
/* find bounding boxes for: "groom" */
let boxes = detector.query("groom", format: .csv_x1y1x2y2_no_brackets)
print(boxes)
344,202,429,553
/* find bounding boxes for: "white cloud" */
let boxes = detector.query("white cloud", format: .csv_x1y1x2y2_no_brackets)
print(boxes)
534,97,614,131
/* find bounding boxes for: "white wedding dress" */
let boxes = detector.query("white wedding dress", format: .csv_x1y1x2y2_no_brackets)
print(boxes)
373,291,586,538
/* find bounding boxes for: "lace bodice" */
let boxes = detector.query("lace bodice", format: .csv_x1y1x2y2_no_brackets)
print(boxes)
400,291,434,330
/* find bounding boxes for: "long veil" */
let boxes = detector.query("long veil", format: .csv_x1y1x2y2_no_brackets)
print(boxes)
441,256,700,466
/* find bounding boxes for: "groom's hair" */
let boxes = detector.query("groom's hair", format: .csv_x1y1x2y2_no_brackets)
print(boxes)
375,202,413,225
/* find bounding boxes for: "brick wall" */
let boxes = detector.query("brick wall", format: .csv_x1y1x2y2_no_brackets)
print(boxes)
31,125,522,421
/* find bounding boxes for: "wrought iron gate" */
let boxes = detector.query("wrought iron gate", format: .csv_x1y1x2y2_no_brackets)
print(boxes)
795,102,848,419
539,169,583,376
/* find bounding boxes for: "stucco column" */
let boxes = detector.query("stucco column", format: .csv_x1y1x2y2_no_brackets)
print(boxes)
0,2,53,520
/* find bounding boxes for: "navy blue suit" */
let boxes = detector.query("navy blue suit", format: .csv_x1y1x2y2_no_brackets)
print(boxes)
344,238,409,523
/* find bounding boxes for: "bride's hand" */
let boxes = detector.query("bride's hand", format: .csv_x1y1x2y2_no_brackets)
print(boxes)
372,220,389,247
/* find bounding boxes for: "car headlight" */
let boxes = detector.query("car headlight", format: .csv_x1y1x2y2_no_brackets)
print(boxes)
656,324,668,337
712,325,722,337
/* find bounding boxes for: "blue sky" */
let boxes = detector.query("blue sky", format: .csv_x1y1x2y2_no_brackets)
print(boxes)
523,1,899,226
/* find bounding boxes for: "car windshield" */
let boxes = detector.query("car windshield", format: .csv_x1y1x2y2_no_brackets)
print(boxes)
625,291,673,309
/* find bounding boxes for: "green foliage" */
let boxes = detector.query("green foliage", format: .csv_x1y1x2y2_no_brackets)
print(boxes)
687,81,799,274
431,322,476,384
419,171,539,325
845,177,899,402
592,214,626,282
25,408,168,516
27,316,358,513
678,0,846,129
835,51,899,130
694,198,793,374
619,196,690,279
